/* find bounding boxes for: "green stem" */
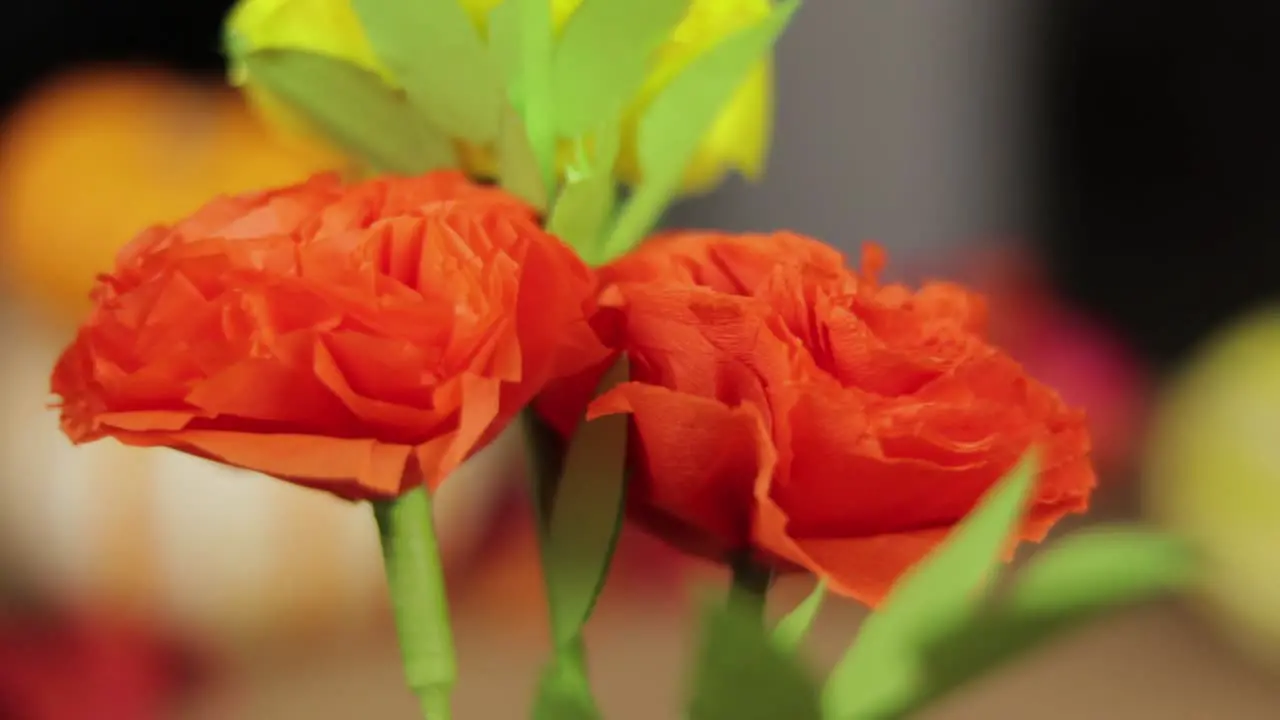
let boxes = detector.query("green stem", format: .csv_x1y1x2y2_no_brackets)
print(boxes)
373,487,457,720
729,554,774,622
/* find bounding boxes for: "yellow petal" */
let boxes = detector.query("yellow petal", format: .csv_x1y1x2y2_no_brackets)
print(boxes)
226,0,391,80
458,0,585,34
615,0,776,193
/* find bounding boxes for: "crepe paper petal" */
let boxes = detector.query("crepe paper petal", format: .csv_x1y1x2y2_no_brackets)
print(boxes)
237,49,457,174
862,529,1195,719
373,487,457,718
605,0,798,256
686,599,823,720
114,430,413,497
514,0,559,185
541,357,631,648
351,0,504,143
547,125,621,262
590,381,776,557
822,451,1037,720
497,104,551,211
772,580,826,652
551,0,688,138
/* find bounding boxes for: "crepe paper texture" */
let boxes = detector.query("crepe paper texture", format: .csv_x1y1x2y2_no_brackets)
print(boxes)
374,487,456,718
42,2,1210,718
49,171,610,501
537,232,1097,607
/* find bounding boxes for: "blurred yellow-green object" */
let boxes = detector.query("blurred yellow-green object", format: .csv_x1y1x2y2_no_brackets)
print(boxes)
227,0,771,194
1144,304,1280,671
0,67,344,319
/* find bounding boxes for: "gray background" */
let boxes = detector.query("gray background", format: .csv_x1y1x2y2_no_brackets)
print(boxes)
669,0,1029,276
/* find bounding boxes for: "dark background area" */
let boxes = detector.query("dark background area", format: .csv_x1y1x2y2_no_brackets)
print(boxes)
1034,1,1280,371
2,0,1277,372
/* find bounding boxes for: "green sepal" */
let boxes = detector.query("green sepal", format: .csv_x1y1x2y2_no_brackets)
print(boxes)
237,49,456,175
537,358,631,647
551,0,688,138
548,126,622,263
498,104,551,211
687,598,823,720
352,0,504,143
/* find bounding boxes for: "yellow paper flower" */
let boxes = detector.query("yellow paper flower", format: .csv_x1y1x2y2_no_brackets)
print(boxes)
228,0,773,194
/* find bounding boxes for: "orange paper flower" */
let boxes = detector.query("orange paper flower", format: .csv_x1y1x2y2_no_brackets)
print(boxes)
52,172,606,500
556,231,1095,606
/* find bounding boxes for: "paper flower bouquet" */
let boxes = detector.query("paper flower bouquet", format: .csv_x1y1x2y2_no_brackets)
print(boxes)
47,1,1195,717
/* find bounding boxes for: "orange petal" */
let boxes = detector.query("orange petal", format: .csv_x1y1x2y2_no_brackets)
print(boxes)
590,382,776,558
185,357,356,430
413,372,503,490
312,337,445,438
115,429,413,498
786,529,953,607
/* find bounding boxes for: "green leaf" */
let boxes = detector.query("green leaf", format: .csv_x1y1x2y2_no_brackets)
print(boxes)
240,49,456,174
522,409,568,533
514,0,558,188
605,0,798,257
351,0,503,142
548,176,615,262
539,358,631,648
487,0,524,108
1007,528,1194,613
531,643,602,720
498,105,551,211
548,126,621,262
887,529,1195,719
687,600,823,720
551,0,689,138
772,580,826,652
822,451,1038,720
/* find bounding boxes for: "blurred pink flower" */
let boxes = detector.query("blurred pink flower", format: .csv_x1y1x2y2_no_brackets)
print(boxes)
963,244,1149,474
0,609,198,720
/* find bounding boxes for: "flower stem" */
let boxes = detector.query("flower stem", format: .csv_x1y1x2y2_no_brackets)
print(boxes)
729,554,774,622
373,487,456,720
